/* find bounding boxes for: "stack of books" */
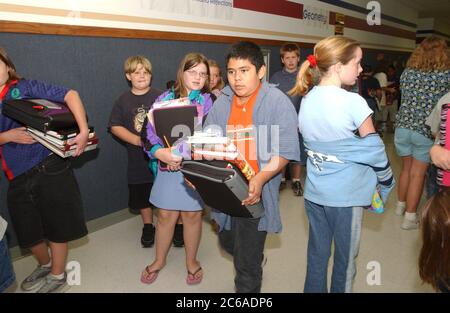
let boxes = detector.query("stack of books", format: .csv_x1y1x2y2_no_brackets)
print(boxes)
187,132,256,181
27,126,98,158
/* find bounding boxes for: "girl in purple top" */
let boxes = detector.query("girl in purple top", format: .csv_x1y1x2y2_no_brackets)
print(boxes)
141,53,213,285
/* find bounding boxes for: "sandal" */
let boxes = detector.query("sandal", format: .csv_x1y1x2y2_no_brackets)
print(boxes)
186,266,203,285
140,266,160,284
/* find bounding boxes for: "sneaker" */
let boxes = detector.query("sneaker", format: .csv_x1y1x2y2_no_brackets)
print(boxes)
36,272,67,293
401,216,419,230
292,181,303,197
20,265,52,291
173,224,184,247
141,224,155,248
279,180,287,191
395,205,406,216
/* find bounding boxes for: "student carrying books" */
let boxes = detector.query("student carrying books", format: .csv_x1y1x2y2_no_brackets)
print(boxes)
140,52,213,285
203,41,300,293
0,47,89,293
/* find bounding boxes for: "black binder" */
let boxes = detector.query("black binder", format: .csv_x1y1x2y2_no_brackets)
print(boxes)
152,105,197,147
181,160,264,218
3,99,80,132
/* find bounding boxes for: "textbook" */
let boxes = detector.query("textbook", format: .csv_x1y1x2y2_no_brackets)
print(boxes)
27,127,96,146
29,132,98,158
44,126,95,140
152,97,190,110
187,132,228,145
190,142,256,181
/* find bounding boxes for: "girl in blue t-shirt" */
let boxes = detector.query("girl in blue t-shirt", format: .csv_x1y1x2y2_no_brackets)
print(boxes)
290,36,389,293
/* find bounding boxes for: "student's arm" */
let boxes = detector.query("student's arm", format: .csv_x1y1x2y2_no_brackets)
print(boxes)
0,127,35,145
243,156,289,206
64,90,89,157
111,126,141,146
430,145,450,170
358,116,376,137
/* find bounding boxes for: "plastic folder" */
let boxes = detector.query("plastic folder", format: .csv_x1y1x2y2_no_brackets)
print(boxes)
3,99,80,132
181,160,264,218
152,105,197,147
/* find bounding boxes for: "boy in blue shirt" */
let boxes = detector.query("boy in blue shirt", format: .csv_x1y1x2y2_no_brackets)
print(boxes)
270,43,305,196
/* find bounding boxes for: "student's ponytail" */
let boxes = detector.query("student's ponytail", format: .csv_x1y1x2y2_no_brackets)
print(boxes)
289,57,317,96
290,36,360,97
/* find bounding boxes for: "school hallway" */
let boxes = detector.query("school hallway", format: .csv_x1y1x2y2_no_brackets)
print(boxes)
6,132,433,293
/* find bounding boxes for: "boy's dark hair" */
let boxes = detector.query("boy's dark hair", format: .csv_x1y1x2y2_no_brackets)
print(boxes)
226,41,265,72
362,64,372,74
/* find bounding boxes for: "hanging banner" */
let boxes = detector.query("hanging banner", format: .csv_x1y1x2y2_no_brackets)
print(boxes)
303,4,329,29
147,0,233,19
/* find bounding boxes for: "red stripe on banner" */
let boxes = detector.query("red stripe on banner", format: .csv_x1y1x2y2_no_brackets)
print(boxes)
234,0,303,19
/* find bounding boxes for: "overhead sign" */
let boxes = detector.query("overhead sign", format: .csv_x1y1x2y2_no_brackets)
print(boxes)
334,13,345,35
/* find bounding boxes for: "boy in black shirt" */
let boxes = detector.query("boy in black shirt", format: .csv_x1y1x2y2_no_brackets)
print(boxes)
109,56,161,247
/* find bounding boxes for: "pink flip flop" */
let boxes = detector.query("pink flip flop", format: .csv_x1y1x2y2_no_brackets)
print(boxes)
140,266,160,284
186,267,203,285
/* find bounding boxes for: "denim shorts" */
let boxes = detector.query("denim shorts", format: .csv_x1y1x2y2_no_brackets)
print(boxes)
0,238,15,293
394,128,433,163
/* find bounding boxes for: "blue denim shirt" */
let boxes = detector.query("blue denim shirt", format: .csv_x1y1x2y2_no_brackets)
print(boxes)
304,134,395,207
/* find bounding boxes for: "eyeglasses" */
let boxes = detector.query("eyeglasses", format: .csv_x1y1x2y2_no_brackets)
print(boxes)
186,70,208,79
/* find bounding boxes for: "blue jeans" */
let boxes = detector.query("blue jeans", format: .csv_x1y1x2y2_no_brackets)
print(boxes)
0,237,15,293
218,217,267,293
426,165,439,199
304,200,363,293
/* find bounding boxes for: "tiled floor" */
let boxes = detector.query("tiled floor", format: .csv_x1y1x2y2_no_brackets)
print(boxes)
7,132,434,293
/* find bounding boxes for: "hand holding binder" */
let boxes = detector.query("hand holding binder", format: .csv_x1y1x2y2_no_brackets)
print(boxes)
181,160,264,218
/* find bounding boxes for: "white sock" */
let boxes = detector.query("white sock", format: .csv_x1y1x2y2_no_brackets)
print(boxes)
41,261,52,268
50,272,65,280
281,178,286,182
396,201,406,210
292,178,300,183
404,212,417,221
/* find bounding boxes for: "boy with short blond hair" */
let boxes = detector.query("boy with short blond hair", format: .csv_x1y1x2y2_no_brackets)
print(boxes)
109,55,161,248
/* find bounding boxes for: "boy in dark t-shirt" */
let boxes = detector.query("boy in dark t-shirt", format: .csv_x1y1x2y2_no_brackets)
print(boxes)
109,56,161,248
359,65,381,127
